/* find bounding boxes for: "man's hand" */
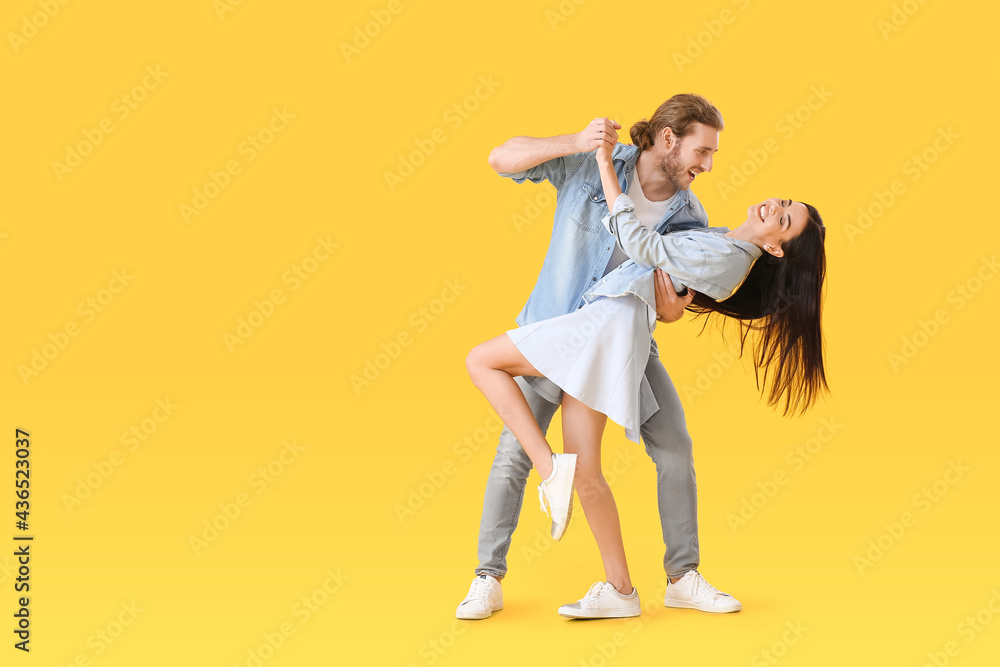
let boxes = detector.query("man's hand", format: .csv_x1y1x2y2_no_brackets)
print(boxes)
578,117,621,159
654,269,695,323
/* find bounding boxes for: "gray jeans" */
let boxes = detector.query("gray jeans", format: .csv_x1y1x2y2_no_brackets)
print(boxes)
474,352,699,580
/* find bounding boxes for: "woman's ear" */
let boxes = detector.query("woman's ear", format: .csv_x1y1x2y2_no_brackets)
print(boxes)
764,243,784,258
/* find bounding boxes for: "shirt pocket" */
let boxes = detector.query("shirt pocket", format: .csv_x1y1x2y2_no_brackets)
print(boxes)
568,180,607,233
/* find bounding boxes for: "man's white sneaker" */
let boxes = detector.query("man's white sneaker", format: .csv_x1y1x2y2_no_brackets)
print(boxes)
663,570,742,613
558,582,641,619
456,574,503,620
538,453,577,540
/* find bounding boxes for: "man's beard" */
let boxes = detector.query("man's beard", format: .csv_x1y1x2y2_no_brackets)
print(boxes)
657,144,689,191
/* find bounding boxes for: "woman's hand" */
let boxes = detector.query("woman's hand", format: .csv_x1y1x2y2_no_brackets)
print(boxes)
578,117,620,162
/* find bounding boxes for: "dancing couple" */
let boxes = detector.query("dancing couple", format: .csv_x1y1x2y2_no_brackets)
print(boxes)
457,94,827,619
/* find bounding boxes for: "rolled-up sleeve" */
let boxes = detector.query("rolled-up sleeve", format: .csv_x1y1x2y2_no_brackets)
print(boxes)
499,151,589,190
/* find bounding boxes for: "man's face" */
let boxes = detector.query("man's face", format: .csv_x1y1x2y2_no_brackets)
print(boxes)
656,122,719,191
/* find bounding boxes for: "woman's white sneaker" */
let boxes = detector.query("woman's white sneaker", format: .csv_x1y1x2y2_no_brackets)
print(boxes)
558,582,641,619
537,453,577,540
456,574,503,620
663,570,742,613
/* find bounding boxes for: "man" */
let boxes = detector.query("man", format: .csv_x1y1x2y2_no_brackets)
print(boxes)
457,94,742,619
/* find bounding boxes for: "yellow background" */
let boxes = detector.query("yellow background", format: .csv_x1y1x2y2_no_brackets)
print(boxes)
2,0,998,665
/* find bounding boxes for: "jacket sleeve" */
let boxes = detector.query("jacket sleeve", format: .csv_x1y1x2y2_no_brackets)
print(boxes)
498,151,590,190
601,193,708,284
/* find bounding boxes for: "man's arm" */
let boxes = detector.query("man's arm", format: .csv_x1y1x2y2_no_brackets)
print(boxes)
488,118,621,175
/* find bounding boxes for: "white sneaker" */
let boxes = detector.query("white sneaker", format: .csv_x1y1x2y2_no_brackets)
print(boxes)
538,453,577,540
456,574,503,620
663,570,742,613
558,582,641,619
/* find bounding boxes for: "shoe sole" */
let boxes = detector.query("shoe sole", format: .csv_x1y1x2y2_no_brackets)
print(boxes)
552,496,573,541
456,603,503,620
549,454,578,541
558,607,641,619
664,599,742,613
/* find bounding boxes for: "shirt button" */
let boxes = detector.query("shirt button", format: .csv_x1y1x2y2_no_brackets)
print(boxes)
606,246,610,250
592,277,597,282
593,196,599,201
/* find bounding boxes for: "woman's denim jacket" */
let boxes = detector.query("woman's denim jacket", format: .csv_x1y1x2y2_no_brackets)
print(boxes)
585,192,763,332
500,143,709,340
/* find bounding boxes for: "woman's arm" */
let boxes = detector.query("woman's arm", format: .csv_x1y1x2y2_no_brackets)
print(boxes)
601,194,708,282
595,143,623,203
594,148,707,285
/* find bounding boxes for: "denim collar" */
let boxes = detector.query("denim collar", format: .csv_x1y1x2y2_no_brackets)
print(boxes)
702,227,764,258
613,143,696,224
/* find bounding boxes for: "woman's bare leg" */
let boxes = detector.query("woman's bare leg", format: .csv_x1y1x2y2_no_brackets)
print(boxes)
561,393,633,595
466,334,555,479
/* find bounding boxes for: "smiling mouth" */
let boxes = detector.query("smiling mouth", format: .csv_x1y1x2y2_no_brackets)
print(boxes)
758,205,766,222
688,170,697,181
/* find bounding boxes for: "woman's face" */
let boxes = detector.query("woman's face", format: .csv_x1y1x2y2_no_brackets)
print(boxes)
745,198,810,257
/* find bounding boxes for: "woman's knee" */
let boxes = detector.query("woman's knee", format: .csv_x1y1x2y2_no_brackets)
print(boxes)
466,343,489,380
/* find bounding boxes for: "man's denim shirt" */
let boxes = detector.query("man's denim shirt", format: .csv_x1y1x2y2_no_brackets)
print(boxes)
500,143,709,356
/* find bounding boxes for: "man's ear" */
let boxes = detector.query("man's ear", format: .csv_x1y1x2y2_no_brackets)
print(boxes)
764,243,784,258
661,127,676,151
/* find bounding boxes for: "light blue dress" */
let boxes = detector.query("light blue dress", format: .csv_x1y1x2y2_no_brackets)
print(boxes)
506,193,762,443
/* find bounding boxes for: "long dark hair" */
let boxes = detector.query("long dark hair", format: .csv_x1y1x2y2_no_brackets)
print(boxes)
688,203,827,415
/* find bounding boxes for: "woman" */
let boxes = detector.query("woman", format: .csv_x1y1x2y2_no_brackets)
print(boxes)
465,141,827,617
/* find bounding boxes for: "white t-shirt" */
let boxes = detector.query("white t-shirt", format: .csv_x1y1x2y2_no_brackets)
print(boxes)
601,172,676,277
